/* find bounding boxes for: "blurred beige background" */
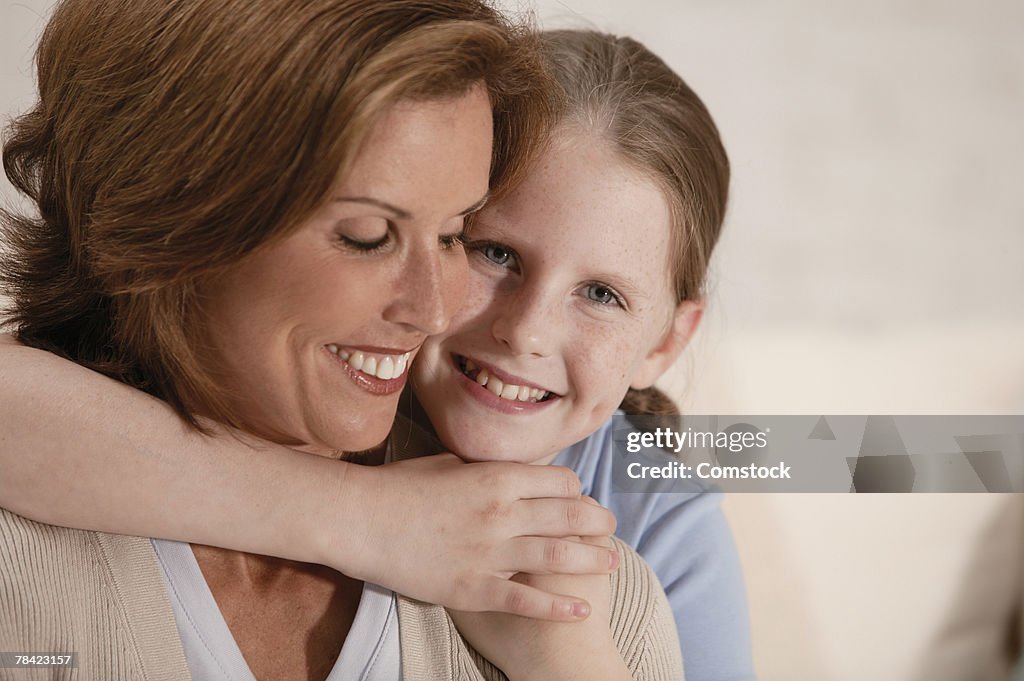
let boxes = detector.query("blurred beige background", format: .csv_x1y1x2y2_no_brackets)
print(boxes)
524,4,1024,680
2,1,1023,680
523,1,1024,416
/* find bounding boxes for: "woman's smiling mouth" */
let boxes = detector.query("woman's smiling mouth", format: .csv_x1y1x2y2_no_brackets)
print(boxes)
326,344,413,395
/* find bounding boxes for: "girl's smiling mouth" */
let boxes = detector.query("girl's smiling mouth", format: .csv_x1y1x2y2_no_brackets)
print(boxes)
453,354,560,405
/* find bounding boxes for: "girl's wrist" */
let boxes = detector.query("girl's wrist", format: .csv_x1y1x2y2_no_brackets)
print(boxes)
305,458,372,578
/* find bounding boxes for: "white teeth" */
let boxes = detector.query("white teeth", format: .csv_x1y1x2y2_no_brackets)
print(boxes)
333,349,411,380
461,359,552,404
377,356,394,380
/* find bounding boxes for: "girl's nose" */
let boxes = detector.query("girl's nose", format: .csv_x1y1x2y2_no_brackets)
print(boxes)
489,288,558,358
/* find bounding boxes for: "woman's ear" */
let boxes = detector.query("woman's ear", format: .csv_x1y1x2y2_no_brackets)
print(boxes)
630,299,704,390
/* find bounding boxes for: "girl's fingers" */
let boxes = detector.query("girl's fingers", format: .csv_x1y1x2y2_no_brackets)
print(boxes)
505,464,582,499
577,533,615,549
503,536,619,576
513,497,617,538
477,578,592,621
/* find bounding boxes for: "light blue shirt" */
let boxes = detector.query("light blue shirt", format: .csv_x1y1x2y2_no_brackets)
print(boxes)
554,415,757,681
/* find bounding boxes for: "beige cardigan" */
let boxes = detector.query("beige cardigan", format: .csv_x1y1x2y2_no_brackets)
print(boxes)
0,423,683,680
0,512,682,681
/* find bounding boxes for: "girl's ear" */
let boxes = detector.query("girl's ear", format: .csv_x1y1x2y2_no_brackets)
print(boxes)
630,299,704,390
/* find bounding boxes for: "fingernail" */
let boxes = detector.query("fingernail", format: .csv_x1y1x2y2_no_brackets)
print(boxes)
609,550,620,570
572,601,590,619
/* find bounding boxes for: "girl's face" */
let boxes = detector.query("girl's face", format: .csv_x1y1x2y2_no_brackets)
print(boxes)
202,87,493,454
413,128,701,463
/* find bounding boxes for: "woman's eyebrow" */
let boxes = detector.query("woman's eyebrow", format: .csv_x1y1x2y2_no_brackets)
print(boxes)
332,193,489,220
459,193,490,216
332,196,411,219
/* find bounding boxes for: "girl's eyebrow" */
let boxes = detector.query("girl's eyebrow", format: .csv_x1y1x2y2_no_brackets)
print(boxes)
332,193,490,220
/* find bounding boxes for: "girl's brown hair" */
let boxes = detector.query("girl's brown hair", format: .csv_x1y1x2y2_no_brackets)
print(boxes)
1,0,551,429
538,30,730,416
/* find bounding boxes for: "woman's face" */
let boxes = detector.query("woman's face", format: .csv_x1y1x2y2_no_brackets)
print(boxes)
413,128,700,463
202,86,493,454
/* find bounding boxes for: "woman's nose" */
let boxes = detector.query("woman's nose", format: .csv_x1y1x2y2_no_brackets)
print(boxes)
490,288,557,358
384,249,467,335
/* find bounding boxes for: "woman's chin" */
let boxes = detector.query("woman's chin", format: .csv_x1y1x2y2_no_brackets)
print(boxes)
298,412,395,458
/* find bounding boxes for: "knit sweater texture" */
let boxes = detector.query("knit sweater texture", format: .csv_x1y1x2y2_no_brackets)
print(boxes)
1,415,683,680
0,510,682,680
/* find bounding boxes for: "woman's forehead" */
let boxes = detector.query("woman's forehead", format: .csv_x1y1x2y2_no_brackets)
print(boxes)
332,87,494,219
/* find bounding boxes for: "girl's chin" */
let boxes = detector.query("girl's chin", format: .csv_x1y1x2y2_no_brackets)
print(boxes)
440,427,558,465
439,430,532,464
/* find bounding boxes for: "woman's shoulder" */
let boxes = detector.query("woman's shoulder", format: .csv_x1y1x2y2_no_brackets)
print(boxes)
0,508,189,680
607,535,673,629
608,536,686,680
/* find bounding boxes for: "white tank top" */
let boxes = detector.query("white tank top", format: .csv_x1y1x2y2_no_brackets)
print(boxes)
152,538,401,681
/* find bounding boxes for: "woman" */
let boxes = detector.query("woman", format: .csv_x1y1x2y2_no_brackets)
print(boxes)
0,1,625,679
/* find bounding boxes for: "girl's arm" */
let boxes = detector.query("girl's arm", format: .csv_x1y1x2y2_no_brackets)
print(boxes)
0,335,618,621
450,534,684,681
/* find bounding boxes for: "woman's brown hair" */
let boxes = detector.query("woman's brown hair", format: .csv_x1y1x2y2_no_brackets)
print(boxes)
1,0,551,429
538,30,730,416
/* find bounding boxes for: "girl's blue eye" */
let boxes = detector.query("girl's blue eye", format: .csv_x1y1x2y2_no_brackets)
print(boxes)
582,283,624,308
467,239,520,274
483,244,512,265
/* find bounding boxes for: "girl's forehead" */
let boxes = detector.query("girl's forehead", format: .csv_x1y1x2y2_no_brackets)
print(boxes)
477,136,674,277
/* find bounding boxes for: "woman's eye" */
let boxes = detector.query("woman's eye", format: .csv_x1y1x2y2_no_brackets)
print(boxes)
439,229,467,251
582,283,625,308
338,233,390,253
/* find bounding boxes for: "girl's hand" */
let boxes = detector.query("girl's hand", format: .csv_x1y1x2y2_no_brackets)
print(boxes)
336,456,620,622
449,533,634,681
